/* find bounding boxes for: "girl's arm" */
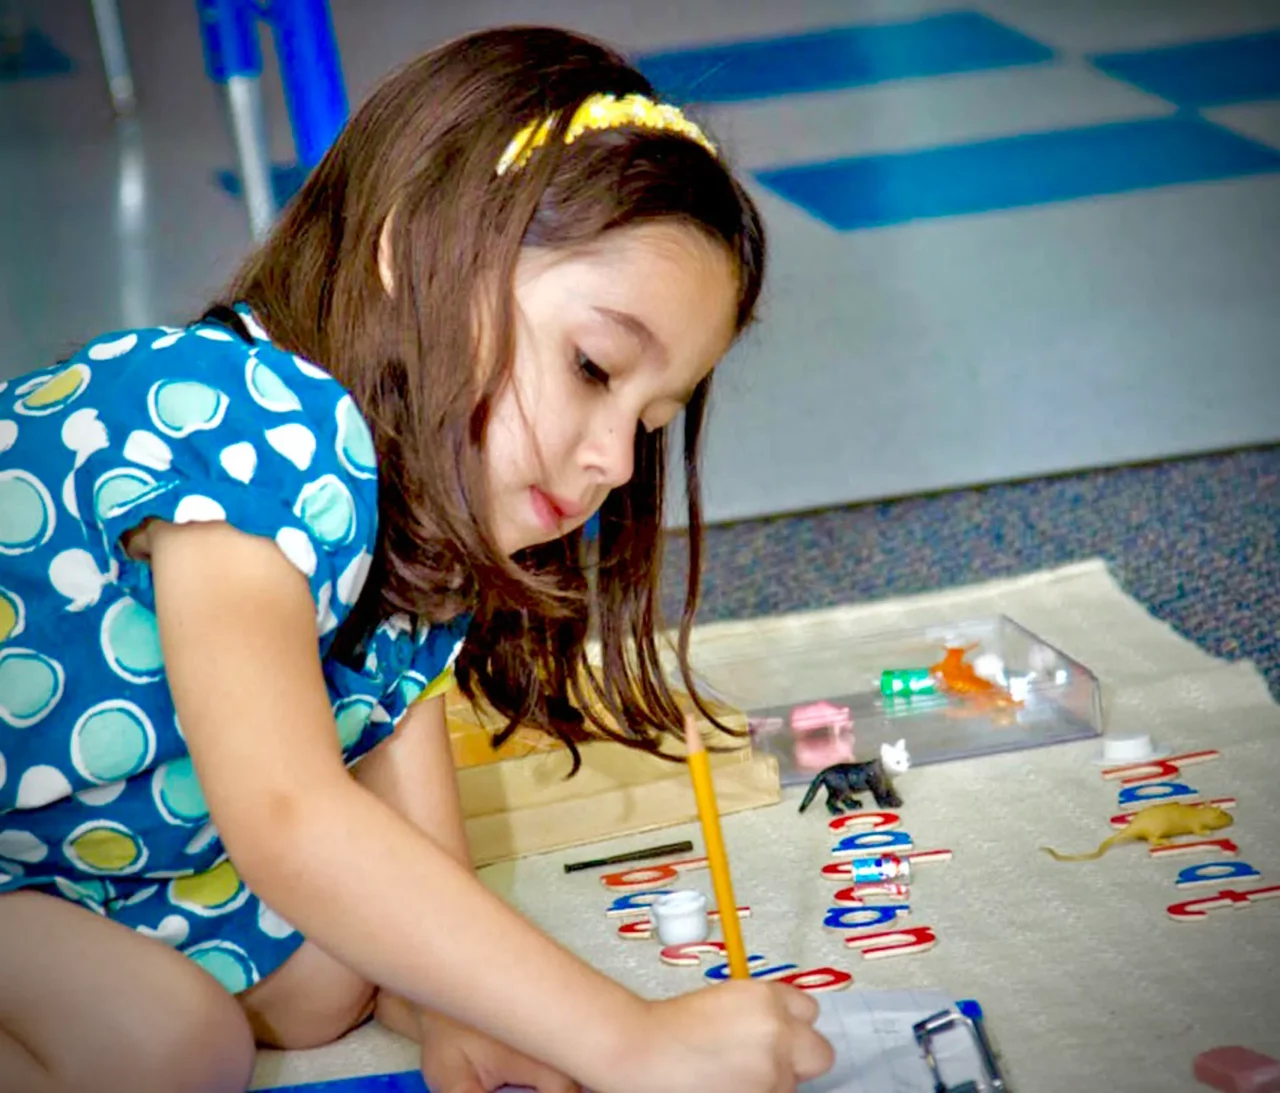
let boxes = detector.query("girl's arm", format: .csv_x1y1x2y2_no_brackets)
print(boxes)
353,695,472,869
147,520,642,1088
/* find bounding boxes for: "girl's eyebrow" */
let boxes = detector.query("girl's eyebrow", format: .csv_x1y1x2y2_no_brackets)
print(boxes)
592,306,668,366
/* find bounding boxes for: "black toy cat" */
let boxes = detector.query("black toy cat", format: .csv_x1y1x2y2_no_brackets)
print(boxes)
798,739,910,815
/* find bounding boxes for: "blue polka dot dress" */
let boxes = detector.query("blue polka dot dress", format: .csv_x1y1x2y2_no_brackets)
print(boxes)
0,307,469,994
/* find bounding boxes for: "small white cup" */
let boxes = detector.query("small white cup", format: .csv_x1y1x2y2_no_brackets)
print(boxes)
652,890,709,946
1100,732,1159,765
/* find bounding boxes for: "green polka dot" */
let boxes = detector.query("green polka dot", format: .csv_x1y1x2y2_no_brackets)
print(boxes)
396,671,427,709
64,821,147,874
0,586,24,642
0,647,64,728
185,941,256,994
15,363,90,416
147,379,229,439
294,475,357,546
246,358,301,413
333,695,374,750
71,701,156,783
92,467,157,521
0,471,55,555
100,597,164,683
152,758,209,825
335,396,376,480
168,860,248,917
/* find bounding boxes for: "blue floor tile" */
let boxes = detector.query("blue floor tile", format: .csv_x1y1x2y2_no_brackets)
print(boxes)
756,114,1280,231
637,11,1052,104
0,27,74,81
1090,28,1280,109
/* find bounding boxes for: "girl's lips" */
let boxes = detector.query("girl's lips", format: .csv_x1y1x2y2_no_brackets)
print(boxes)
530,486,583,529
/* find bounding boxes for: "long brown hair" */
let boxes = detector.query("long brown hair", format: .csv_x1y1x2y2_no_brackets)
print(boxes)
218,27,766,771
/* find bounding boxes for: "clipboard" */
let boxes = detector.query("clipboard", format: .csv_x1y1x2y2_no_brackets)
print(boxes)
802,988,1010,1093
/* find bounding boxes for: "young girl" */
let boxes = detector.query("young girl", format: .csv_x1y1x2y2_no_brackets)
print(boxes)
0,25,833,1093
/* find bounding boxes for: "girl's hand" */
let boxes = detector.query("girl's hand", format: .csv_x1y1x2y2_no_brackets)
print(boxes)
623,981,833,1093
417,1009,580,1093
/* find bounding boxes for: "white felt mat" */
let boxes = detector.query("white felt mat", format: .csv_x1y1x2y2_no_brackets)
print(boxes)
252,559,1280,1092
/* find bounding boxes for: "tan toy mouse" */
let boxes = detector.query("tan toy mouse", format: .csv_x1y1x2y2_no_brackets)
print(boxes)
1042,802,1233,861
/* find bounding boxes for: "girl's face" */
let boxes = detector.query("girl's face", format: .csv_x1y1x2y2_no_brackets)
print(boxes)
484,223,739,555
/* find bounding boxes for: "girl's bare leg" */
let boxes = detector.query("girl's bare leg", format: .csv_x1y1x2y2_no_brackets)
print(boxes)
0,890,255,1093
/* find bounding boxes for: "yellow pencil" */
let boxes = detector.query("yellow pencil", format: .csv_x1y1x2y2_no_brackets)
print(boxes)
683,714,750,979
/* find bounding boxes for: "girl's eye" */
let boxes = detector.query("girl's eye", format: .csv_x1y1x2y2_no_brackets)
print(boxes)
576,350,610,388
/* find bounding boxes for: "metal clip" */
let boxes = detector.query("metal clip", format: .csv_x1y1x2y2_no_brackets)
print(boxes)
912,1002,1008,1093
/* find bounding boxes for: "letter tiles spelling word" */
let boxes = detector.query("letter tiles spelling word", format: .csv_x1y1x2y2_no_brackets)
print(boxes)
823,810,951,961
598,853,852,991
1098,749,1280,920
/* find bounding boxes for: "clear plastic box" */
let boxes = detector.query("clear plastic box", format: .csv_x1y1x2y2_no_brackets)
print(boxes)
687,614,1103,786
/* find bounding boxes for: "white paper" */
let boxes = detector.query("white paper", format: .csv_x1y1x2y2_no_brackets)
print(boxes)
801,989,989,1093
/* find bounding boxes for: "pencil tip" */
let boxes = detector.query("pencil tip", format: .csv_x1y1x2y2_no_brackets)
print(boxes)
683,713,702,754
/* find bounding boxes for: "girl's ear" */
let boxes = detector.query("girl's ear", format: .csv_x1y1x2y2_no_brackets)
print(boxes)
378,212,395,294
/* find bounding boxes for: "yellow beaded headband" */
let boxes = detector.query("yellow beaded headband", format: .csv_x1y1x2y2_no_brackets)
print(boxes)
496,92,717,176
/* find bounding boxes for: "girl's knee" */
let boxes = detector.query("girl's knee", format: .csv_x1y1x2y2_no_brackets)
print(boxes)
239,942,377,1050
147,970,256,1093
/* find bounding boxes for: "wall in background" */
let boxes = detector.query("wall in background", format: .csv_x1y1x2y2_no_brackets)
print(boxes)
4,1,1278,524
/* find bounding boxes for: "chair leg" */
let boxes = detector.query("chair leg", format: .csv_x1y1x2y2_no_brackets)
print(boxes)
89,0,136,114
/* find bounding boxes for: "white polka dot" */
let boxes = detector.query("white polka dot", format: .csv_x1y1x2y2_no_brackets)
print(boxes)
139,914,190,946
151,330,183,350
242,313,269,341
49,548,108,612
15,765,72,809
173,496,226,524
123,430,173,472
0,751,5,790
61,408,109,463
61,472,79,522
257,901,295,939
293,355,329,380
0,829,47,863
194,327,233,342
75,780,128,807
88,333,138,360
274,527,316,577
219,442,258,484
184,822,218,855
0,420,16,454
336,550,372,606
118,883,159,907
265,424,316,471
315,581,338,635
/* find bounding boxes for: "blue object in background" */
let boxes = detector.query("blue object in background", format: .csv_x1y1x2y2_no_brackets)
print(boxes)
757,113,1280,231
637,11,1053,104
0,26,74,80
269,1073,425,1093
1090,29,1280,109
267,0,349,168
215,162,311,206
204,0,348,214
196,0,262,81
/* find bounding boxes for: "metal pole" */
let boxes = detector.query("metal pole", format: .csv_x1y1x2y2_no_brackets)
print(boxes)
89,0,136,115
226,74,276,239
196,0,276,239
